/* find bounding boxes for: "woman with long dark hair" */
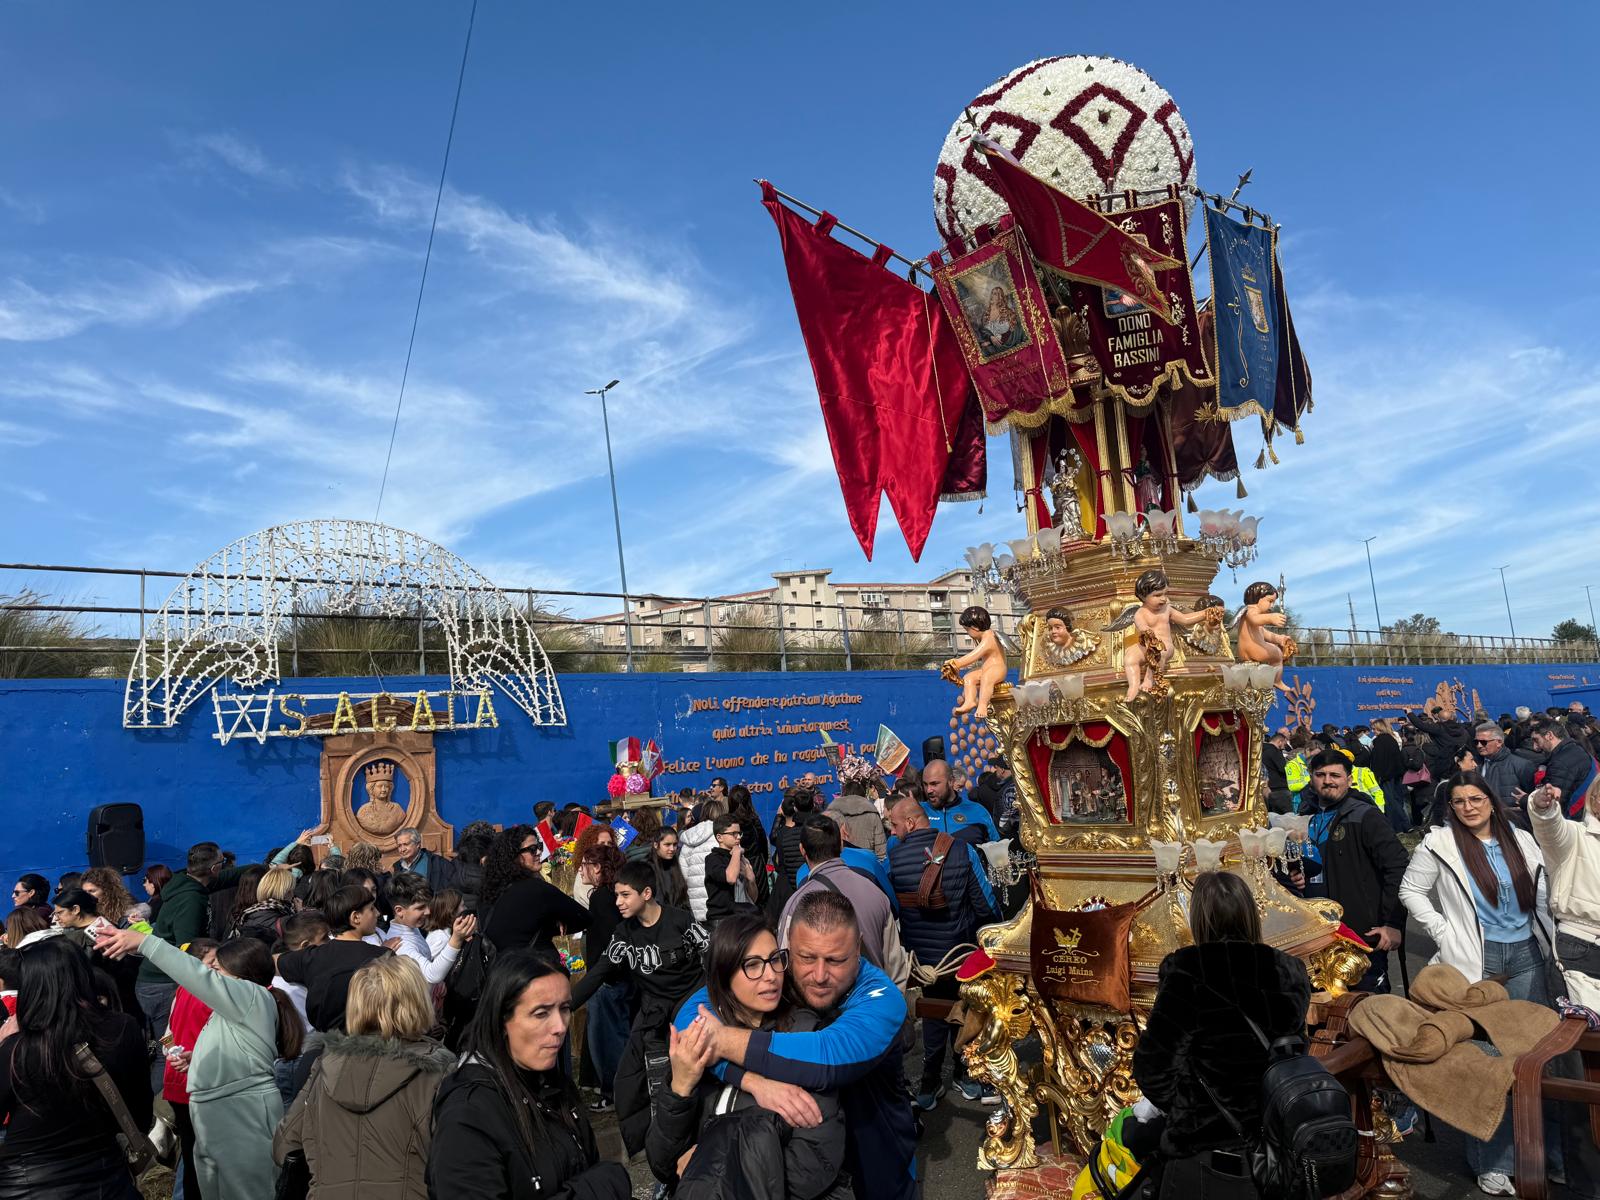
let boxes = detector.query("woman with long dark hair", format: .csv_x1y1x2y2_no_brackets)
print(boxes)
142,863,173,923
578,845,629,1114
9,873,51,917
0,937,150,1199
1129,871,1313,1197
479,826,589,955
727,785,770,906
1401,769,1559,1193
428,951,630,1199
648,912,847,1198
650,827,690,911
98,927,304,1198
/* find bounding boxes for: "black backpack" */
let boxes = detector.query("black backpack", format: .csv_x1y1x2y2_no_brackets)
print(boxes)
1200,1011,1358,1200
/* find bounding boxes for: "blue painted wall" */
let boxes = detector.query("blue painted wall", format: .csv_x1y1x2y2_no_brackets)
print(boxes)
4,661,1597,883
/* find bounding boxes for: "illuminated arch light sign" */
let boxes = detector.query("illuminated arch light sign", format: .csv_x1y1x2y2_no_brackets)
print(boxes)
125,519,566,734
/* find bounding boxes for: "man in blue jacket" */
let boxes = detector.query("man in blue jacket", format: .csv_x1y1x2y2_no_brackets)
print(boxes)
887,795,998,1108
920,758,995,844
675,889,917,1200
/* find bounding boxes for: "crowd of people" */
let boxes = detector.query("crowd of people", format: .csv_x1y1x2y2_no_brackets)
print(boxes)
0,757,1013,1200
2,698,1597,1198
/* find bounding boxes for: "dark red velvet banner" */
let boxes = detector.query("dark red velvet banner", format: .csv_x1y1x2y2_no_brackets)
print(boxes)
930,219,1070,432
978,148,1182,323
762,183,978,560
1064,194,1212,409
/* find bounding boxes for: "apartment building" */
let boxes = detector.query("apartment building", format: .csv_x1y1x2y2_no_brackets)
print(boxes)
585,567,1026,668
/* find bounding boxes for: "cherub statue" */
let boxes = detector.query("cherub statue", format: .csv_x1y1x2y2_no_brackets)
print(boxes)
941,605,1009,720
1039,606,1098,669
1103,570,1224,702
1232,581,1296,694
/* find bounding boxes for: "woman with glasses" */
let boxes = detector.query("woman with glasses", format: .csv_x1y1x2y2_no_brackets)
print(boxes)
478,824,590,956
1400,769,1559,1195
648,911,848,1199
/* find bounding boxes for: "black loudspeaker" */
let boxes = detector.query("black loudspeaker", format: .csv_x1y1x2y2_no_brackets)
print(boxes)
922,736,946,766
87,803,145,875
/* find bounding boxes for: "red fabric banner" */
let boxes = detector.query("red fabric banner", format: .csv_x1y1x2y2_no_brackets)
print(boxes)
978,148,1183,324
1063,194,1213,408
929,219,1070,432
762,183,979,560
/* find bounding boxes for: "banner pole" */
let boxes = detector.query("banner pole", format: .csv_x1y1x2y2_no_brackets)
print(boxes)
756,180,933,282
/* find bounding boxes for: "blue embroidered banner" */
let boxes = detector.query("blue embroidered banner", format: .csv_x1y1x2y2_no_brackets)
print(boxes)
1204,207,1280,422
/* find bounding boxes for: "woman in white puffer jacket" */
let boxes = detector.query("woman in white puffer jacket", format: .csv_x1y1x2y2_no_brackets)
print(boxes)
677,801,725,921
1399,768,1558,1195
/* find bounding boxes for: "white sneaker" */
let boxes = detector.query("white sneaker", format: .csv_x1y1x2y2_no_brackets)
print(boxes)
1477,1172,1515,1196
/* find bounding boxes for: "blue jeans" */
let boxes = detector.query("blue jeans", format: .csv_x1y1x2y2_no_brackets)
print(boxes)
135,980,177,1093
586,982,631,1099
1467,938,1564,1178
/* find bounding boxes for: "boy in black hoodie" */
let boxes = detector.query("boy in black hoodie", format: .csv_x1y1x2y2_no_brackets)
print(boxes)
570,860,707,1155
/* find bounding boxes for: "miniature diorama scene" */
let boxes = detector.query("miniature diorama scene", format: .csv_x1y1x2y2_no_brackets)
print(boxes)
1047,743,1130,823
1195,728,1244,814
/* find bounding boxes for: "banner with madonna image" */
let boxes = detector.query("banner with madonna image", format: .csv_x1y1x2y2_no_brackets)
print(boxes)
930,217,1071,433
1202,206,1281,423
1062,191,1213,409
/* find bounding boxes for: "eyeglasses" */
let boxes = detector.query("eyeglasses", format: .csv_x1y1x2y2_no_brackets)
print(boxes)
1451,794,1490,809
9,887,25,896
518,843,539,856
739,949,788,980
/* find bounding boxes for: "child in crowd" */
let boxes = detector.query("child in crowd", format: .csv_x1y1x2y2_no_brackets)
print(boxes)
424,888,465,959
385,873,476,984
275,886,394,1033
570,860,709,1156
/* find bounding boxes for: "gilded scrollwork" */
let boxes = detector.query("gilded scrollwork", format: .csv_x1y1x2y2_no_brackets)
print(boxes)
961,971,1040,1170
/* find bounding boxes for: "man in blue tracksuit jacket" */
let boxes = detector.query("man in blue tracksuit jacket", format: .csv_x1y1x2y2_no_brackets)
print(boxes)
920,758,995,845
674,888,917,1200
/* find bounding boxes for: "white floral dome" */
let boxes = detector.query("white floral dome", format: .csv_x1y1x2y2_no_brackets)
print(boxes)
933,56,1198,246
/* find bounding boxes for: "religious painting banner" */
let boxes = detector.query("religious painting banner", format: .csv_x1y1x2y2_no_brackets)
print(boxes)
929,218,1071,432
1063,194,1213,408
1203,206,1280,422
761,182,975,560
977,143,1183,323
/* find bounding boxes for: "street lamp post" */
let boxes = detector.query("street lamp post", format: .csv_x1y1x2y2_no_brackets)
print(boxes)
1586,585,1599,656
1362,536,1383,637
586,379,634,672
1496,565,1517,641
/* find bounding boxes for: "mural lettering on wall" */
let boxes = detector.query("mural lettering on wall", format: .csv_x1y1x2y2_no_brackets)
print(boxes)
663,690,867,794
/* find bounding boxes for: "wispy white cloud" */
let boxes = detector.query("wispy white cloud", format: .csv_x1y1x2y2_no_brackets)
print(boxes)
0,418,53,446
0,266,259,342
180,132,297,186
0,187,45,223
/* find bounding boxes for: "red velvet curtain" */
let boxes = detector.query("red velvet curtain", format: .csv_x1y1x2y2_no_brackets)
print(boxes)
1028,724,1133,822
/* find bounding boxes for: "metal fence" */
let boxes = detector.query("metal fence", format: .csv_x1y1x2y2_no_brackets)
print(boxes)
2,559,1597,675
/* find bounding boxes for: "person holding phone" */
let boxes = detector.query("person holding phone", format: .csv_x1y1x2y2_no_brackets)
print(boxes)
1529,779,1600,1010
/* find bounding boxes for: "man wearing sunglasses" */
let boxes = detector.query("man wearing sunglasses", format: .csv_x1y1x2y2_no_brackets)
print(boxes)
675,890,918,1200
1471,722,1537,817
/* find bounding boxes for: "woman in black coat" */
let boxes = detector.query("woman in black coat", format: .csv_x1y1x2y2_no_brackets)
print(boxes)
1129,871,1311,1196
428,951,629,1200
1367,719,1410,834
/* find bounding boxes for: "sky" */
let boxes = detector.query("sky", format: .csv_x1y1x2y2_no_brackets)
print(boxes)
4,2,1600,640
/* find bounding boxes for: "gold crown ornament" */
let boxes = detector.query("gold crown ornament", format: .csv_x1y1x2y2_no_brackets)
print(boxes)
364,761,396,783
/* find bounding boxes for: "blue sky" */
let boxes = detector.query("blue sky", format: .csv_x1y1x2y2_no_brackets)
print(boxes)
4,2,1600,639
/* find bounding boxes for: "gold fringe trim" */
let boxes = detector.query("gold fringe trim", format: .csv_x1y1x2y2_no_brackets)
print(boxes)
1268,443,1280,465
1253,449,1267,470
940,489,986,503
1236,478,1248,499
1295,425,1305,445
